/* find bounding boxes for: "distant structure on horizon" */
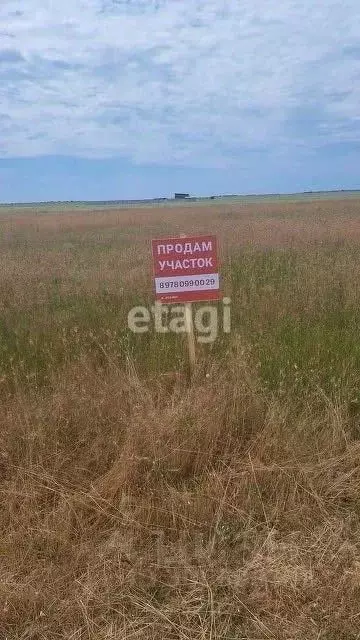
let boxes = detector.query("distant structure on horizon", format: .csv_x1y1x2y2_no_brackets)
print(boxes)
174,193,190,199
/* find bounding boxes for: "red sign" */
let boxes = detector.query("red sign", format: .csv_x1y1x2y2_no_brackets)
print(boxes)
152,235,221,302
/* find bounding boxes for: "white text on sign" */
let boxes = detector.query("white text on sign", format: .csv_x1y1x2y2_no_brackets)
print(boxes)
152,235,220,303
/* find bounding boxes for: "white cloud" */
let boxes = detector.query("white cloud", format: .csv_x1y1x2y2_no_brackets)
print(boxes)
0,0,359,165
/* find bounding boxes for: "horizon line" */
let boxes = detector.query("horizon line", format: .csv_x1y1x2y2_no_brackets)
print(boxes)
1,188,360,207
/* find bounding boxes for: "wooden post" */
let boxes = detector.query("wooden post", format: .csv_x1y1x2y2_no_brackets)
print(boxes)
184,302,196,380
178,235,196,380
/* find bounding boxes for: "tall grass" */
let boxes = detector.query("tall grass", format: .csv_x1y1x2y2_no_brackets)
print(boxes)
2,200,360,638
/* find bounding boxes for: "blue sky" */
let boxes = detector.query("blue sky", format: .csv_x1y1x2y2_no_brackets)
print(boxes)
0,0,359,203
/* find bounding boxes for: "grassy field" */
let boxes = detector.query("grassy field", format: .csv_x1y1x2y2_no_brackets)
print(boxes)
2,198,360,638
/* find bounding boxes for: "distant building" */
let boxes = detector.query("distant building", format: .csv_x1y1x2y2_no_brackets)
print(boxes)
174,193,190,199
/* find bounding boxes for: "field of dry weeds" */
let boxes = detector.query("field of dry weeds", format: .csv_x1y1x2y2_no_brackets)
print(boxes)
2,198,360,639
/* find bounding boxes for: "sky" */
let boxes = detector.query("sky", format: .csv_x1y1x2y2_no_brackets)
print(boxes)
0,0,360,203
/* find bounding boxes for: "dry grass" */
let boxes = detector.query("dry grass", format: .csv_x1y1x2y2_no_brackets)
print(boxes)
1,200,360,638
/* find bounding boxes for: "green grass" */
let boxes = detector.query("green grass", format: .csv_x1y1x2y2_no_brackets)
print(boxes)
1,244,360,399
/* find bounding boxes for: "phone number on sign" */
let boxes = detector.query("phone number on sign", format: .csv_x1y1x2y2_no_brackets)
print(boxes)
159,278,216,289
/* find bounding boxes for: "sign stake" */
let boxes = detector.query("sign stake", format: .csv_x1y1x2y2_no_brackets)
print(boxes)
184,302,196,380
